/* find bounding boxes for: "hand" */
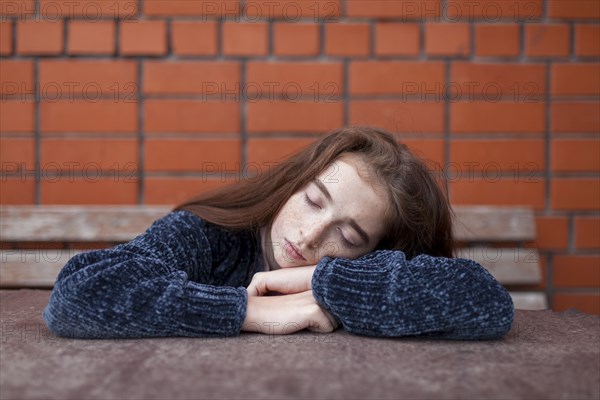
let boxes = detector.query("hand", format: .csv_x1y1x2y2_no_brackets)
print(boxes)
242,290,339,334
246,265,317,297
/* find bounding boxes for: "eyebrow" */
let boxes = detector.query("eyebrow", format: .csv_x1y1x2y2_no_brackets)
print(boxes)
312,178,371,246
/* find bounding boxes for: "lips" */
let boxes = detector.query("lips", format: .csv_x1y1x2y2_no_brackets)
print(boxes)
284,239,306,261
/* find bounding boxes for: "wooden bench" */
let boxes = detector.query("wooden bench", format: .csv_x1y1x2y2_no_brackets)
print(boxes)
0,205,547,310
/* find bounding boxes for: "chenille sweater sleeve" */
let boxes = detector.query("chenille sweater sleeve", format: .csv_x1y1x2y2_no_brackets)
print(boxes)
311,250,515,340
42,210,250,339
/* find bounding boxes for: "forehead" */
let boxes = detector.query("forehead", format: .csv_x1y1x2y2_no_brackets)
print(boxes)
313,155,389,238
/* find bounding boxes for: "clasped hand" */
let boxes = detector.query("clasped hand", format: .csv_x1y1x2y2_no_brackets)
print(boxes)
242,265,339,335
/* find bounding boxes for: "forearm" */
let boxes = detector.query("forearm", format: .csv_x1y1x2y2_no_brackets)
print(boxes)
43,210,248,339
311,250,514,340
44,250,249,339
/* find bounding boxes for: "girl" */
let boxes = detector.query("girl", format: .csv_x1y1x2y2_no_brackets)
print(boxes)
43,126,514,340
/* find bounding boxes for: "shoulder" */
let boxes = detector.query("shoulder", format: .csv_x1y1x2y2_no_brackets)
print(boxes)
150,209,208,234
160,210,258,254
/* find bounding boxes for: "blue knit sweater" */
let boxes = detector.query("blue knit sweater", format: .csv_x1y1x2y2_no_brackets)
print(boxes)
43,210,514,340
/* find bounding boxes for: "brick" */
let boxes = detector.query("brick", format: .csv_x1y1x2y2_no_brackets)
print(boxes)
252,0,341,22
16,19,63,55
451,62,546,99
451,140,545,174
144,139,240,172
245,0,341,19
450,179,546,210
143,0,239,17
68,20,115,55
346,0,441,19
548,0,600,20
554,255,600,288
446,0,543,21
524,24,570,57
40,139,138,172
551,139,600,172
402,140,445,169
575,24,600,56
325,23,370,57
171,21,217,56
222,22,268,56
40,101,138,133
143,61,240,95
120,20,166,56
475,24,520,57
144,178,233,205
451,102,545,133
349,101,444,134
247,101,343,133
551,102,600,133
0,20,12,55
0,178,35,204
144,100,239,133
0,0,35,16
551,63,600,96
0,101,34,133
349,61,445,95
553,294,600,315
246,62,342,98
535,216,569,250
0,60,34,96
39,0,137,18
574,217,600,249
425,23,470,56
375,23,419,56
551,179,600,210
273,23,319,57
40,179,137,204
39,60,137,98
0,138,35,173
247,138,316,169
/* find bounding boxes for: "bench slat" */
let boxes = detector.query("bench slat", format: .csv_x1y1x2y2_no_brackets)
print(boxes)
509,292,548,310
1,206,172,242
3,205,536,243
0,250,549,310
1,248,543,287
1,249,86,288
452,206,536,242
455,247,541,284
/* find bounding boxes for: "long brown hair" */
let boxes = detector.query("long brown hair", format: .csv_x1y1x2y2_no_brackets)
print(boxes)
173,126,456,259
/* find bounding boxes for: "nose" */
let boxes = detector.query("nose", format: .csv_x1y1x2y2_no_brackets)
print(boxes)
302,221,327,249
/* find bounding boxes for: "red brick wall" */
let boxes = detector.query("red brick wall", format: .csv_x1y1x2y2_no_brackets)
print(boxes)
1,0,599,313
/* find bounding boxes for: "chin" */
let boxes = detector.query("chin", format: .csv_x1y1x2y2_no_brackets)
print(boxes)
276,258,304,269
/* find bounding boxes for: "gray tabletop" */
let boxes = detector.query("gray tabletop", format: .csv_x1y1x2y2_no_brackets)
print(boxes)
1,289,599,400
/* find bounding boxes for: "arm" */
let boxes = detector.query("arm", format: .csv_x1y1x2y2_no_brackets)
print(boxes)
43,210,248,339
310,250,514,340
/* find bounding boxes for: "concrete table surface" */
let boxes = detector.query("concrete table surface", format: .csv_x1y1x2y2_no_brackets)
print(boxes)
1,289,599,400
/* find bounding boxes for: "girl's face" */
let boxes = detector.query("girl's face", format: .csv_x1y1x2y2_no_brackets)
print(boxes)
263,153,389,270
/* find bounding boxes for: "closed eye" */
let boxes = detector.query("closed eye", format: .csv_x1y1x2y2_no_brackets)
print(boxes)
337,227,356,248
305,194,356,248
303,193,320,209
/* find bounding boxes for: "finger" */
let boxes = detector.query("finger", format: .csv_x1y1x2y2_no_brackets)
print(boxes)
307,320,335,334
322,308,339,330
246,285,257,297
246,280,264,297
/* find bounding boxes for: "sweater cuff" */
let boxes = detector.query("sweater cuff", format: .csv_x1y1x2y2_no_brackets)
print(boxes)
311,256,340,317
180,282,248,337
